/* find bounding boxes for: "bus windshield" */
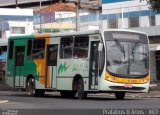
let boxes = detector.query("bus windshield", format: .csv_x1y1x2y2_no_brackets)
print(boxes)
104,31,149,77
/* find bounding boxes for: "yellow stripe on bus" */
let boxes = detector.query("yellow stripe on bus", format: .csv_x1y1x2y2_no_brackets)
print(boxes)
105,72,150,84
35,33,51,38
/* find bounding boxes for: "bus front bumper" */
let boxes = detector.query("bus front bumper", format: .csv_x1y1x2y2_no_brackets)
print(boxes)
100,79,150,93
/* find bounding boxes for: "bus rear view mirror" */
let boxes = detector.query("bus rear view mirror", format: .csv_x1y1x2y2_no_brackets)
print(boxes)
98,42,103,52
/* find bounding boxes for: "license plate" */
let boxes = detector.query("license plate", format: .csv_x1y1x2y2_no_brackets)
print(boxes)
124,84,133,88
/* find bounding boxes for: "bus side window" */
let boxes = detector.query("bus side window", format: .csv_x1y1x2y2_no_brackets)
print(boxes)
74,35,89,58
15,46,25,66
60,37,73,59
47,45,58,66
8,41,14,59
32,39,45,59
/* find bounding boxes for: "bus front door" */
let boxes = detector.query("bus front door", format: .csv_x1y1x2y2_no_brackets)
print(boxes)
89,41,99,90
14,46,25,87
45,44,58,89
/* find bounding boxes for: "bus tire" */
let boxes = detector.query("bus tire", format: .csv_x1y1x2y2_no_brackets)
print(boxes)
27,78,45,97
115,92,125,100
77,79,87,99
60,91,76,98
26,77,35,97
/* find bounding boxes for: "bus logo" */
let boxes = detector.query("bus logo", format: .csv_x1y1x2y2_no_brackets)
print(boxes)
58,63,70,74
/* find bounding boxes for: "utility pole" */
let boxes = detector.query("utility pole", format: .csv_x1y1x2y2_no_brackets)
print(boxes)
121,1,124,28
75,0,80,31
39,0,42,33
15,0,18,8
0,19,3,38
66,0,81,31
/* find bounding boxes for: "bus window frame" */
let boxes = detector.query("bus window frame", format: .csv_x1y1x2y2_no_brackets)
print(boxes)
8,40,14,59
73,35,89,59
60,36,73,59
31,38,45,60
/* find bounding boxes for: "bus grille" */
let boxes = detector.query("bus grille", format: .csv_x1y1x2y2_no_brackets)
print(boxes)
109,86,145,91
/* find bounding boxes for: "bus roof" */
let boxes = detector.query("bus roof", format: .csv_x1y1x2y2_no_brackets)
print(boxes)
9,34,35,40
104,29,147,36
8,29,147,40
50,30,100,37
50,29,147,37
9,33,51,40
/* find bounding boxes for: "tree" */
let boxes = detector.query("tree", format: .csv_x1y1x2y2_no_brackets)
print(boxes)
147,0,160,12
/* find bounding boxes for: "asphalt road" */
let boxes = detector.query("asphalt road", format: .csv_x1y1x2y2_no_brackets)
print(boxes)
0,91,160,115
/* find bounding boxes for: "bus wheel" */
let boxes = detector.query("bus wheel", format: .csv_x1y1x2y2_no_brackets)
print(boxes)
115,92,125,100
27,78,35,97
60,91,76,98
77,79,87,99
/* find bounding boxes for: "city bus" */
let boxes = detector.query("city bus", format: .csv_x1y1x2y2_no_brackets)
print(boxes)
5,29,150,99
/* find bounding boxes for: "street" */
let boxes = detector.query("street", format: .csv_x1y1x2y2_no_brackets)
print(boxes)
0,91,160,109
0,91,160,115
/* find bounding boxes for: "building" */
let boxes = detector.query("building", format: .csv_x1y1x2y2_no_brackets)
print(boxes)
0,8,33,70
0,0,58,11
102,0,160,89
34,3,76,33
0,0,101,31
34,1,101,32
0,8,33,47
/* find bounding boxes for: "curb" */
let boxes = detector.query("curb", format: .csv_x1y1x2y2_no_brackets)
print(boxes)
88,93,160,98
0,100,9,104
129,95,160,98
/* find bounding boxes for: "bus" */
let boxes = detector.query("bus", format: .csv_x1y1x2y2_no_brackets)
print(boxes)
6,29,150,99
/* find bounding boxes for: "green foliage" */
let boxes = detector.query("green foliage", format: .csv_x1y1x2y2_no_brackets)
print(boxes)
147,0,160,12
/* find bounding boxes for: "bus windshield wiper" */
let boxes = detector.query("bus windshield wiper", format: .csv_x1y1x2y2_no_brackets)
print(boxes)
132,42,139,54
114,39,125,58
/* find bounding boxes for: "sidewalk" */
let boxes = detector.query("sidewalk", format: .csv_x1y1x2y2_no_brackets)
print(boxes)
89,91,160,98
126,91,160,98
0,82,14,103
0,82,16,91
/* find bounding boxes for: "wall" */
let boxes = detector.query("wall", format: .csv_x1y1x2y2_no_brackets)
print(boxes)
102,0,160,32
0,8,33,46
150,51,156,82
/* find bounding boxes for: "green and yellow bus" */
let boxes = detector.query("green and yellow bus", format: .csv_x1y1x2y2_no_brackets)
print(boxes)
6,29,150,99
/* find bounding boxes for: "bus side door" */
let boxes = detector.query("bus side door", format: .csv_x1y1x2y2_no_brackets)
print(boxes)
45,44,58,89
89,41,99,90
14,46,25,87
